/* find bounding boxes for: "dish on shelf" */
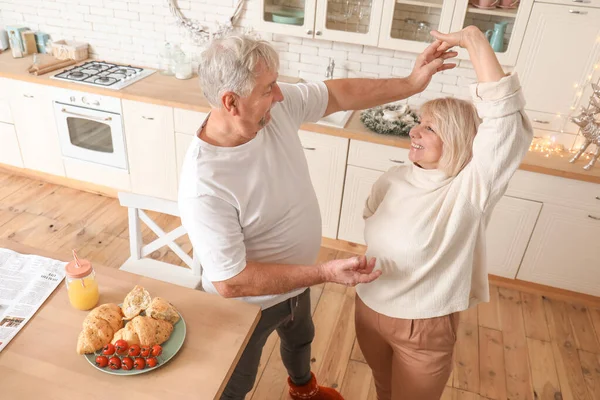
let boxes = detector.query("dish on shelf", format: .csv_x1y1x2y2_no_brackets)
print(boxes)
271,8,305,25
471,3,498,9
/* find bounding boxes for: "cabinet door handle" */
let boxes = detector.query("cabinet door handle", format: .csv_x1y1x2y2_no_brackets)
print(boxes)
572,0,590,3
532,119,550,124
303,146,316,151
306,30,313,35
61,108,112,121
389,159,405,164
596,196,600,200
588,215,600,221
23,94,34,98
569,9,588,14
315,31,322,36
142,116,154,120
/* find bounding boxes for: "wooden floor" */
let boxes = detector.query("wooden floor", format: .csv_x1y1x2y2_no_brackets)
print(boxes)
2,170,600,400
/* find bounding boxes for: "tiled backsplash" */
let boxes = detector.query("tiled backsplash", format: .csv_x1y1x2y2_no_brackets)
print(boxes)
0,0,493,106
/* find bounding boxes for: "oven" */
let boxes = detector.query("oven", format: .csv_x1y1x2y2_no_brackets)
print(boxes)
53,89,128,170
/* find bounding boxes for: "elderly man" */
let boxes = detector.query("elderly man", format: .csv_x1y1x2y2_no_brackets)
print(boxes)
178,35,457,400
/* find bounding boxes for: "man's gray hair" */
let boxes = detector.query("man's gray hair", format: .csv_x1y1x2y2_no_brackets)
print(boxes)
198,35,280,108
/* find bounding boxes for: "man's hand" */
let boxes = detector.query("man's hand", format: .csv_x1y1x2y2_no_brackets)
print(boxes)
319,255,381,287
408,39,458,94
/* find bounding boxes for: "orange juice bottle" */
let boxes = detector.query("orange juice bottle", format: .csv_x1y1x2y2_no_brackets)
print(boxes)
65,258,100,311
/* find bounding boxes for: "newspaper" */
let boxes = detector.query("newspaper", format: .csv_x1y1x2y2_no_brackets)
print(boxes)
0,248,66,353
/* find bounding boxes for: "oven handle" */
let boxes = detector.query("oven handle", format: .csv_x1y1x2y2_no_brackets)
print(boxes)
61,108,113,121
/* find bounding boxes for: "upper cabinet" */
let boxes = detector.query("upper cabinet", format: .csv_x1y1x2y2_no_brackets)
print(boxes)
515,3,600,123
257,0,535,65
256,0,384,45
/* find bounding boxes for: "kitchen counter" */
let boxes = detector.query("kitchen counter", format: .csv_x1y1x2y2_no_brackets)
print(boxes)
2,52,599,184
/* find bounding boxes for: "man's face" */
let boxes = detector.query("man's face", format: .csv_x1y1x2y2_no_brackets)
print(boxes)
234,62,284,139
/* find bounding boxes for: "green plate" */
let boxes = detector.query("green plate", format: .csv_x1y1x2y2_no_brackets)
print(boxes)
84,311,186,375
271,9,304,25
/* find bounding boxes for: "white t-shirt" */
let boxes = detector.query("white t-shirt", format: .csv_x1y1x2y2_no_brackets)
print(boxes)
178,81,329,310
357,73,533,319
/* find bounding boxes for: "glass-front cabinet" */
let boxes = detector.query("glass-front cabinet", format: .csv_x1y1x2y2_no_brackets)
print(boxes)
378,0,457,53
256,0,535,65
449,0,534,65
256,0,384,45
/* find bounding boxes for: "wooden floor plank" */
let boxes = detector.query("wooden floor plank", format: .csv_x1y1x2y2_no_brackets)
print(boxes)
339,360,373,400
578,350,600,400
544,298,591,400
590,308,600,348
498,288,534,400
478,286,501,331
521,292,551,341
454,318,480,393
479,326,507,400
246,331,280,400
317,294,356,388
526,338,562,400
567,303,600,353
310,290,346,376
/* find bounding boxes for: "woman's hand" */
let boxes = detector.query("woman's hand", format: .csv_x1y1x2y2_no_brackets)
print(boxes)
430,26,482,51
408,39,458,94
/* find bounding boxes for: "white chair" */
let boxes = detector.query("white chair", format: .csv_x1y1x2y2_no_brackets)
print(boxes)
118,192,202,289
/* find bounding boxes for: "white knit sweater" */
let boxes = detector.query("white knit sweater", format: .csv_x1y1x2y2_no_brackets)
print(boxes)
356,73,533,319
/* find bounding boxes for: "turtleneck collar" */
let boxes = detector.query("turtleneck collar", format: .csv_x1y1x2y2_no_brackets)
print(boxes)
407,162,452,188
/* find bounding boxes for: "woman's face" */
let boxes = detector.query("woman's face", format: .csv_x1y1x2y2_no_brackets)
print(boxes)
408,113,444,169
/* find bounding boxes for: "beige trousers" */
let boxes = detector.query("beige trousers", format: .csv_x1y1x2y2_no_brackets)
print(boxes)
355,296,459,400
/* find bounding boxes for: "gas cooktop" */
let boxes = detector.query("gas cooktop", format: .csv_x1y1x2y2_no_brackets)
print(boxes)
51,61,156,90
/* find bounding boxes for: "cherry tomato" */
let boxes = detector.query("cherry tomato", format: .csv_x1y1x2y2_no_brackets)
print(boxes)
114,339,129,355
140,346,151,357
133,357,146,370
145,357,158,368
102,343,115,356
128,344,141,357
150,345,162,357
95,355,109,368
108,356,121,370
121,356,134,370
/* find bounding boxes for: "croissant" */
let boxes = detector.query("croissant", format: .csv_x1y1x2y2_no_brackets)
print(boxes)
111,316,173,347
122,285,151,319
76,303,124,354
145,297,180,325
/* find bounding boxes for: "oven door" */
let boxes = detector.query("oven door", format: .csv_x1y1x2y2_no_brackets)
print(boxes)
54,102,128,170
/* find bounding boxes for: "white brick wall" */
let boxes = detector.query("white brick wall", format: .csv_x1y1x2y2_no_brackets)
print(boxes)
0,0,483,102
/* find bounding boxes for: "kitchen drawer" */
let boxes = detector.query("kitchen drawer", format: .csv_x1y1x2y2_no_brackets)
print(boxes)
526,109,579,134
536,0,600,8
507,169,600,211
348,139,410,172
174,108,209,135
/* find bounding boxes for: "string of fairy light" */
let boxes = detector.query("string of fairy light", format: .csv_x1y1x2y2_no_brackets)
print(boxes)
528,59,600,161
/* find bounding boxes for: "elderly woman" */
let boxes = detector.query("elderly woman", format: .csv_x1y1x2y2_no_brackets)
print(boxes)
355,26,534,400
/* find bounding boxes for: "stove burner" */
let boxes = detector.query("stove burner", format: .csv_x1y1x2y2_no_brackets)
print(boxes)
70,71,85,78
115,68,129,75
97,77,111,82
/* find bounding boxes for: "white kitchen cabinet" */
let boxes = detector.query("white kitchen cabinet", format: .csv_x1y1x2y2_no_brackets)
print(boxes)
515,3,600,121
0,122,23,168
174,108,208,182
337,165,382,244
485,195,542,278
9,81,65,176
256,0,384,45
518,203,600,296
299,130,349,238
122,100,178,201
0,78,13,124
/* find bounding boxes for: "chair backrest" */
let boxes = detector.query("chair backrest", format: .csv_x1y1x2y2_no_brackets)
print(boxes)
118,192,202,280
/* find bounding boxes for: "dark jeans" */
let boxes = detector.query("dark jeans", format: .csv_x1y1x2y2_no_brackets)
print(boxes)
220,288,314,400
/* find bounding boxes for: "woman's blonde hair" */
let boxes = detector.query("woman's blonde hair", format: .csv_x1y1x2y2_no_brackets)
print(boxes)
419,98,481,177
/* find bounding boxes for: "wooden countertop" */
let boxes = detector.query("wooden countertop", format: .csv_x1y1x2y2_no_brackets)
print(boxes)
0,239,261,400
2,52,599,184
